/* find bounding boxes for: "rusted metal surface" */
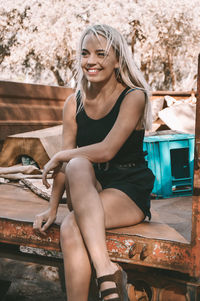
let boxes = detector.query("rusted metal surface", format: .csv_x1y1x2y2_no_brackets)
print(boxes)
0,184,192,276
0,184,67,251
0,215,192,273
125,266,200,301
0,183,193,274
106,233,191,274
0,218,61,251
0,242,63,267
190,54,200,279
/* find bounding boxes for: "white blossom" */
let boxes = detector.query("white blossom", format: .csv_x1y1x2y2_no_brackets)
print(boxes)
0,0,199,90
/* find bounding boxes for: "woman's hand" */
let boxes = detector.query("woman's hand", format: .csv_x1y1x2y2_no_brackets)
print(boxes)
33,208,57,234
42,155,62,188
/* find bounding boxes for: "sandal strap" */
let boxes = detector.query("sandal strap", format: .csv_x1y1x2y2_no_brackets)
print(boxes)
97,267,129,301
102,298,120,301
101,287,119,299
97,272,119,286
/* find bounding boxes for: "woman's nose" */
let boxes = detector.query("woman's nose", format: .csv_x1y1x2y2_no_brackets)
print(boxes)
87,54,96,65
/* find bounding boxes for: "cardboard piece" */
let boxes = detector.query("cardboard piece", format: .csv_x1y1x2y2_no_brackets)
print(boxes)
158,103,196,134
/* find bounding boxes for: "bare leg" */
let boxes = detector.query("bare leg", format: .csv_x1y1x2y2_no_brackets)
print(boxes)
60,157,145,301
60,165,98,301
65,158,114,278
60,212,92,301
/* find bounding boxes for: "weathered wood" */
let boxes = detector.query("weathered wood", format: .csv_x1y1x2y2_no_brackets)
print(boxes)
0,81,73,148
21,178,53,201
0,165,41,175
0,125,62,168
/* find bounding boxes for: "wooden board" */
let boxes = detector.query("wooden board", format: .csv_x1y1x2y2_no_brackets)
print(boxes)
0,81,73,150
0,126,62,168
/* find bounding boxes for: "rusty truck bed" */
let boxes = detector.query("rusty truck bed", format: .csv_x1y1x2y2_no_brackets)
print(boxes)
0,183,190,256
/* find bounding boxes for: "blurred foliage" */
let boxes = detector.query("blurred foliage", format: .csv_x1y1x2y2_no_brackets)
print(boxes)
0,0,199,90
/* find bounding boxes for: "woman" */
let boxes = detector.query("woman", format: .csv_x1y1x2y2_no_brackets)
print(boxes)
33,24,155,301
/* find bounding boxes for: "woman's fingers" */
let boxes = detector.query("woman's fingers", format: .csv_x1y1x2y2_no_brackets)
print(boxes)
33,211,55,236
41,218,55,232
42,168,51,188
33,215,43,230
52,164,62,178
42,160,61,188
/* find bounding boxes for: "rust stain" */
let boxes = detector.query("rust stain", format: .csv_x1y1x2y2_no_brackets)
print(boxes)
0,218,61,251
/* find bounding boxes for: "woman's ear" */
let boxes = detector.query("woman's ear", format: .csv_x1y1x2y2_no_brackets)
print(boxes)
115,68,122,83
115,61,120,69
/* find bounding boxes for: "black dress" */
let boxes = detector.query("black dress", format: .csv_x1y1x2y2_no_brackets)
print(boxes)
76,87,155,219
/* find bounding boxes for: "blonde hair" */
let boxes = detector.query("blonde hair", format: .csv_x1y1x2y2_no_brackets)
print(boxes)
74,24,152,130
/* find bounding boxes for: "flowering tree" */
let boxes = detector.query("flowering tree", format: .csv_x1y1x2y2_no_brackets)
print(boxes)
0,0,199,90
130,0,200,90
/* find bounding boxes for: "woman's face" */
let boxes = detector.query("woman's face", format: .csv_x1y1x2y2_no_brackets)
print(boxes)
80,33,119,84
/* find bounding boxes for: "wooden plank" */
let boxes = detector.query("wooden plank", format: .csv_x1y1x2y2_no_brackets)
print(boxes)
0,80,73,100
0,126,62,168
0,81,73,143
0,104,63,121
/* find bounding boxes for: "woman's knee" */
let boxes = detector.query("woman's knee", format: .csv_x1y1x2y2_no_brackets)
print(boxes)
65,157,95,189
65,157,93,178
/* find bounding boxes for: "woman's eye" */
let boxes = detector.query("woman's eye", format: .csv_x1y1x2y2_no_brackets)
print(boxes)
98,52,106,57
81,51,88,56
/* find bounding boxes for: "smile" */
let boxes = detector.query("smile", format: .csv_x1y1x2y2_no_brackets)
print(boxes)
86,69,101,75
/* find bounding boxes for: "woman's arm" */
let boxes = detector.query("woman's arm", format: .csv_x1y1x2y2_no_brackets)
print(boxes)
42,89,145,187
33,94,77,232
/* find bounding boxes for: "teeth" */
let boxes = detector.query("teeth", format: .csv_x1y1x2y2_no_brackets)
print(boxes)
88,69,98,73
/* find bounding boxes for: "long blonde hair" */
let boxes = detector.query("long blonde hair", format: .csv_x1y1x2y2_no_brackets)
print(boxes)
74,24,152,130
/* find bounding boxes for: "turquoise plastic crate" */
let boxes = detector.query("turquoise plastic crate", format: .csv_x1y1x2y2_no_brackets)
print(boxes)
143,132,195,198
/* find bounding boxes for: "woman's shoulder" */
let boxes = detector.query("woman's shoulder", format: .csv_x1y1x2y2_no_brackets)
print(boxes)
123,87,146,108
125,87,146,98
63,93,77,116
64,93,76,107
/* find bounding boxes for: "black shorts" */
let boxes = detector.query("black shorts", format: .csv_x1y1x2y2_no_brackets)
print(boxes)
93,162,155,220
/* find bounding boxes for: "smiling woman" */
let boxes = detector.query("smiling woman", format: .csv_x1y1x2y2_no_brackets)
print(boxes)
81,34,119,84
33,24,155,301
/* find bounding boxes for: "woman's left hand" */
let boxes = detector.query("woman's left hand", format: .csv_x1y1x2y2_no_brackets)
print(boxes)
42,156,62,188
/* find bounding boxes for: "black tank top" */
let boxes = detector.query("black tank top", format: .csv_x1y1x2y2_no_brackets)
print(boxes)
76,87,146,164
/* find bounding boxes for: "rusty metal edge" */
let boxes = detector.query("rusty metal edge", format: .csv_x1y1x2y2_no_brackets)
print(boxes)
0,217,193,276
0,218,61,252
190,54,200,279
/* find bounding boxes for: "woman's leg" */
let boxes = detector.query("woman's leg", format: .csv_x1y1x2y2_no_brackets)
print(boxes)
61,157,145,300
60,212,92,301
65,158,116,278
60,161,102,301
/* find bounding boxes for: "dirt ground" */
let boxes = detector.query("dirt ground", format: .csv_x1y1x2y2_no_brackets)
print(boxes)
0,258,98,301
0,258,66,301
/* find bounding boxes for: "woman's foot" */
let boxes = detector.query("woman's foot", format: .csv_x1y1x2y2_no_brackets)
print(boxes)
96,262,129,300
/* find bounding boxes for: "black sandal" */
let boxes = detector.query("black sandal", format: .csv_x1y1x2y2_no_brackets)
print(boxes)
97,265,129,301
